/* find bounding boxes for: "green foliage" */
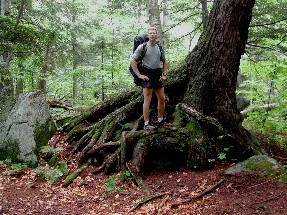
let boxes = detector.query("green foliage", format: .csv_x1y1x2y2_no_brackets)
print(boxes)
0,16,43,53
239,55,287,141
3,160,29,176
34,146,68,184
105,171,131,192
249,0,287,54
217,147,232,160
34,164,68,184
105,175,117,192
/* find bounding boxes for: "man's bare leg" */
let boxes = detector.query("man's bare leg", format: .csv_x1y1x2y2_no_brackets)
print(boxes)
154,87,165,120
143,87,153,123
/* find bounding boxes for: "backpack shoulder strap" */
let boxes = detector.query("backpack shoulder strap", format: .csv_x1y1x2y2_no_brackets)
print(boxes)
139,42,147,61
156,42,163,61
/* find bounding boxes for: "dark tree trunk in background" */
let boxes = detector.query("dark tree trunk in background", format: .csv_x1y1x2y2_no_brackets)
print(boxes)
200,0,208,29
147,0,164,44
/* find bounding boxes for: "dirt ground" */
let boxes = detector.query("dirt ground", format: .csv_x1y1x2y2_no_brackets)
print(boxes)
1,134,287,215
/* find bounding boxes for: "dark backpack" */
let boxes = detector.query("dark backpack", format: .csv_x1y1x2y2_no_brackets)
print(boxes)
129,34,163,86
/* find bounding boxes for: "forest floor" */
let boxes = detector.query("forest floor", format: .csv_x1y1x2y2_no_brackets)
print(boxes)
1,133,287,215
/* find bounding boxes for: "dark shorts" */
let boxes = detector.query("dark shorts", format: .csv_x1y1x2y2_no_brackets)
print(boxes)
140,67,163,89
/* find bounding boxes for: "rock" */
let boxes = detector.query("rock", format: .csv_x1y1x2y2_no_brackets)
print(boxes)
0,91,56,164
225,155,287,183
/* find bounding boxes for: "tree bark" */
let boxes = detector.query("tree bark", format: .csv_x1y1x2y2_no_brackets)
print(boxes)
184,0,254,129
181,0,263,157
200,0,209,29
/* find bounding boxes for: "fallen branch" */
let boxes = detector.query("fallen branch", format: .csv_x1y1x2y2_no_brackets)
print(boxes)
256,191,283,204
129,192,168,212
157,195,169,211
48,100,72,110
241,100,287,118
170,179,224,208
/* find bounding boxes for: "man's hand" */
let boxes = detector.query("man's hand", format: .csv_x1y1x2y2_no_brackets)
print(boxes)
139,74,149,81
160,75,167,81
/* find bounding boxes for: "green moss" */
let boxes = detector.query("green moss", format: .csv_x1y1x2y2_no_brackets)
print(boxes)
66,123,83,139
34,119,57,159
0,139,21,163
242,156,287,183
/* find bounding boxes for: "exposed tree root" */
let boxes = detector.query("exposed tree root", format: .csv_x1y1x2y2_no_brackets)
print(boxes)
177,103,225,133
58,91,265,187
62,159,92,187
177,103,264,157
126,162,151,196
59,90,141,131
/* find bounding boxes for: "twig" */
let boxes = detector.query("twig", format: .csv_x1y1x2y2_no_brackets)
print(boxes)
170,179,224,208
129,192,168,212
157,195,169,210
126,163,151,196
253,191,283,205
24,177,39,192
126,162,141,187
248,171,287,189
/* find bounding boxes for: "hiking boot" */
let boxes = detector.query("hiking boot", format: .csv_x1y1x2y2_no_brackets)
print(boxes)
157,119,167,126
144,122,156,130
157,119,172,128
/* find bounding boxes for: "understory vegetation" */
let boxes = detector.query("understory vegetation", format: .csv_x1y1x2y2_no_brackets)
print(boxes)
1,0,287,186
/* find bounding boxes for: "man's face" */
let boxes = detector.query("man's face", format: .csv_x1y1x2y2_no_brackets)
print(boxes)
148,29,157,41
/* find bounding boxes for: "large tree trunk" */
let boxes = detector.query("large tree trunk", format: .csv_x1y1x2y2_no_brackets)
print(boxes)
181,0,263,158
185,0,253,126
52,0,265,187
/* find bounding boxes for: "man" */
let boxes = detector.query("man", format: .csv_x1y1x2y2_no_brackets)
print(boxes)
130,26,168,130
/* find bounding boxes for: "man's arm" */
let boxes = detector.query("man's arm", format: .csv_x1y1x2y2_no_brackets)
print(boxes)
130,58,149,81
159,60,168,81
130,59,141,77
162,60,168,76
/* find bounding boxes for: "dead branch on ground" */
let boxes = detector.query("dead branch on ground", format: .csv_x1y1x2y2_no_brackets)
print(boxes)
170,179,224,208
129,192,168,212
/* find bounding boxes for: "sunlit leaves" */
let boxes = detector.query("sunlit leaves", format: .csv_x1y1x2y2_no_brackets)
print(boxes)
239,55,287,135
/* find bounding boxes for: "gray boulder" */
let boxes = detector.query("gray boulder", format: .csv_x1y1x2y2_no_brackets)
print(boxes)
0,91,56,164
225,155,287,183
